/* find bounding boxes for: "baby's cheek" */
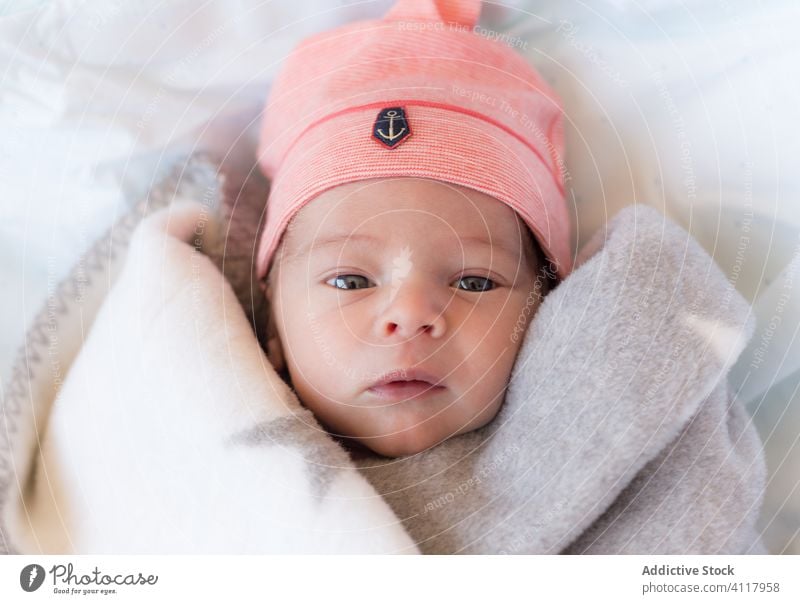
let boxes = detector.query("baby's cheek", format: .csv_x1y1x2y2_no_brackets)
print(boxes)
480,295,530,343
300,320,366,385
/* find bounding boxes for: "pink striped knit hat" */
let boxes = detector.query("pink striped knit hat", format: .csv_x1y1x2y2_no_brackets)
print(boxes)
255,0,573,282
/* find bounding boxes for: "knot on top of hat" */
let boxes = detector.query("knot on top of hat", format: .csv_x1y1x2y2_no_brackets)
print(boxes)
384,0,481,28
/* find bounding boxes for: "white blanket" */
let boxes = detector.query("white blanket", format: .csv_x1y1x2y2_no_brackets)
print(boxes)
2,200,418,553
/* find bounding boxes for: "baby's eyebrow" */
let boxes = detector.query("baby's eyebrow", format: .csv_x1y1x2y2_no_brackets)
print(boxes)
282,232,520,263
458,235,521,260
282,233,381,263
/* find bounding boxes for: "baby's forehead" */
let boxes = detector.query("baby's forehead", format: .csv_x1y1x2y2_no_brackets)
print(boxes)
287,212,528,251
273,178,541,267
277,217,540,276
292,179,526,232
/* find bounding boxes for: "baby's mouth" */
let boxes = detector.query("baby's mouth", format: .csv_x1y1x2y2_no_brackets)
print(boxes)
367,368,446,401
367,380,446,401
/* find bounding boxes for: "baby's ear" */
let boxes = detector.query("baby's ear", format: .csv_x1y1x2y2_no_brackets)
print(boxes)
266,334,285,373
263,280,286,372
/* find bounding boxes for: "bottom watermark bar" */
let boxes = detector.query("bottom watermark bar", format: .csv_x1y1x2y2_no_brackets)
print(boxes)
0,555,797,603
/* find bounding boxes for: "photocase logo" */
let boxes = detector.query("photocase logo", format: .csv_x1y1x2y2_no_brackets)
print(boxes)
20,564,45,592
16,562,158,596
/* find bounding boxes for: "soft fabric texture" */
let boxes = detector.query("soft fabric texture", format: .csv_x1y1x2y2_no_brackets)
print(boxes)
0,156,766,554
0,158,415,554
255,0,572,282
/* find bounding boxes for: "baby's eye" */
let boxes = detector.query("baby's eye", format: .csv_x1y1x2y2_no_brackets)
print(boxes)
325,274,496,292
454,276,496,292
327,274,373,290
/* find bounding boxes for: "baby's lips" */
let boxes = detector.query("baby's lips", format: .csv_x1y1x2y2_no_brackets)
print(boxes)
367,380,446,402
368,367,444,389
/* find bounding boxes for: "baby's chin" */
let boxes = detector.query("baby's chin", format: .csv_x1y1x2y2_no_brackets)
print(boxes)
349,430,449,459
302,389,507,458
345,412,499,459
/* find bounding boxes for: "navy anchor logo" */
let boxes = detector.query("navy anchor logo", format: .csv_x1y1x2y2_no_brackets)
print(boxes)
372,107,411,148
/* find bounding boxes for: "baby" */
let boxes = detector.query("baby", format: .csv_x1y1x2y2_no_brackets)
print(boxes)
262,177,555,458
254,0,571,458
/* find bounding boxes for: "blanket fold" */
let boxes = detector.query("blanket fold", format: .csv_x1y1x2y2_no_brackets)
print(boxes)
3,200,417,554
353,203,767,554
0,157,766,554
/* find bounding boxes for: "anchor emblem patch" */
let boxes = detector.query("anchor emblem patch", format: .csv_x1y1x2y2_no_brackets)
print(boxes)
372,106,411,148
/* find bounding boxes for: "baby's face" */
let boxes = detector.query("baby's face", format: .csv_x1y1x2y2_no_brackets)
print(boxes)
265,177,547,458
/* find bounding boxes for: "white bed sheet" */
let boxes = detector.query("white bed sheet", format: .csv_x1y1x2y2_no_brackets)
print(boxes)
1,0,798,553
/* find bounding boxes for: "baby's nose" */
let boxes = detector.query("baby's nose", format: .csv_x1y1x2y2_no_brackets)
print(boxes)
378,279,446,340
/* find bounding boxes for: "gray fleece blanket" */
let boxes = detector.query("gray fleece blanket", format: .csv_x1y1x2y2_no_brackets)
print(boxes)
354,203,769,554
0,155,767,554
